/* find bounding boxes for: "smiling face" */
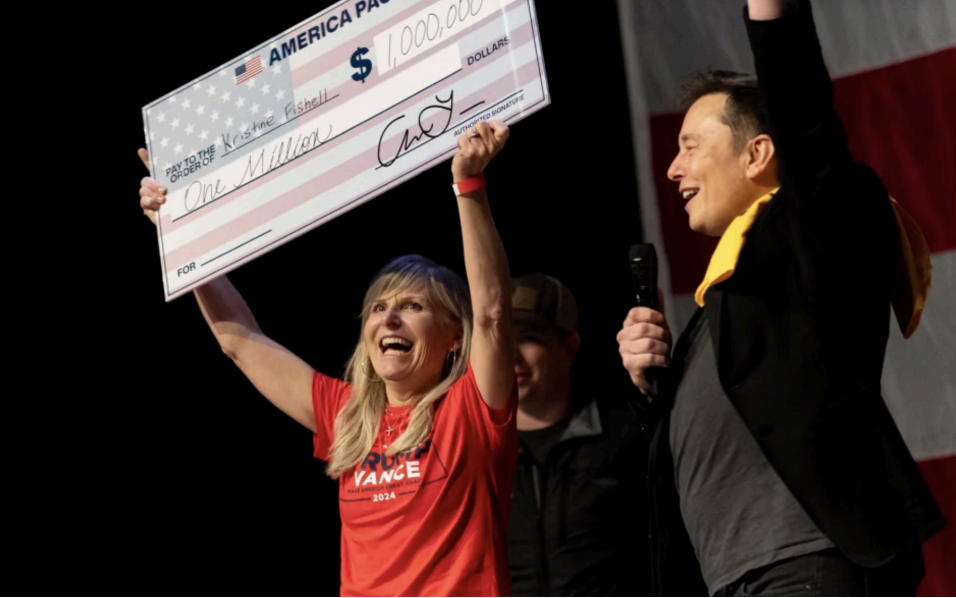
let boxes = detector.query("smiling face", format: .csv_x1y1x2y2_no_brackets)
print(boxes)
667,93,771,237
363,284,462,394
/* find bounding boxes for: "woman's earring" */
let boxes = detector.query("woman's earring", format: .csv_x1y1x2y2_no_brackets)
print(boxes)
445,350,459,374
361,359,379,382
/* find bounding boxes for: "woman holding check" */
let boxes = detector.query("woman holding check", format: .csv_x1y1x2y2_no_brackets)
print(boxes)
137,121,518,596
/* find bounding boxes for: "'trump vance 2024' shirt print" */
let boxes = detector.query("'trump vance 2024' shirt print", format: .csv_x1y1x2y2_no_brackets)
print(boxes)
311,363,518,597
346,434,448,502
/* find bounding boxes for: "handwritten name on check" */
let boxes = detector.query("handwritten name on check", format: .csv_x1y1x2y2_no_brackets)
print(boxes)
143,0,550,301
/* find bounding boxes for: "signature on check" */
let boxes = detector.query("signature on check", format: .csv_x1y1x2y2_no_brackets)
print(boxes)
377,91,456,168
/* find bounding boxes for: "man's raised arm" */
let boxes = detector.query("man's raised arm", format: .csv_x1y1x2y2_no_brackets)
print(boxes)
745,0,851,198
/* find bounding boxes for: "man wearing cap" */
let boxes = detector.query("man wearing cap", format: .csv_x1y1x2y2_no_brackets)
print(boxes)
507,274,651,596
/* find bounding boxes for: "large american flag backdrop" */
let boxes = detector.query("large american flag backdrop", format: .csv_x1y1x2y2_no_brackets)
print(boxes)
616,0,955,594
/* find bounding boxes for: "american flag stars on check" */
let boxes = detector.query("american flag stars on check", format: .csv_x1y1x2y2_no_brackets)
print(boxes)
148,57,295,179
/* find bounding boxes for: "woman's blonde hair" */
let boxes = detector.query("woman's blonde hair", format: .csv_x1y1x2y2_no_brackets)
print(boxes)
326,255,473,479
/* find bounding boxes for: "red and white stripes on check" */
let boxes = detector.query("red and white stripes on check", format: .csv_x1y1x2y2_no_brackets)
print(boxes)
617,1,956,595
158,0,543,299
236,56,263,84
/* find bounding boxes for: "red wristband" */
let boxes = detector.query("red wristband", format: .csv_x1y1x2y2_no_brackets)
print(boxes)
452,174,486,196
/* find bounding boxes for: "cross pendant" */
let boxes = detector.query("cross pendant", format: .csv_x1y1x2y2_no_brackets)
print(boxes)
386,426,393,436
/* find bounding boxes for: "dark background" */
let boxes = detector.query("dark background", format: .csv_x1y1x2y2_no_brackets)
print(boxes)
39,1,644,591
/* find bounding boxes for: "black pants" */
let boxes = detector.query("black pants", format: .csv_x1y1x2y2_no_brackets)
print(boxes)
713,547,924,597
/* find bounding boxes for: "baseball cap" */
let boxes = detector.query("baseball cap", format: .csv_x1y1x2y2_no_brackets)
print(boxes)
511,274,578,334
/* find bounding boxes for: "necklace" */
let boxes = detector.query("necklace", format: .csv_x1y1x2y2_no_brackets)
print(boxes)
383,406,411,447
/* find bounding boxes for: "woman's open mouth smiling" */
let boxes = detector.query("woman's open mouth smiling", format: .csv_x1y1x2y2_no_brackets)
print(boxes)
380,336,413,356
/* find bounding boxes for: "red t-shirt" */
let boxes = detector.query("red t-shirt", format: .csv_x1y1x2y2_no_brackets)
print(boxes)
312,362,518,597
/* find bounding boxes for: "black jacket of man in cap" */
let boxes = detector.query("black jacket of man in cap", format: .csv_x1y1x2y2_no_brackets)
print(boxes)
508,274,651,596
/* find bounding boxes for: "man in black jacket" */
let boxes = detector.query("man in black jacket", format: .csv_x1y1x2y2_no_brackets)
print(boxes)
616,0,945,595
508,274,651,596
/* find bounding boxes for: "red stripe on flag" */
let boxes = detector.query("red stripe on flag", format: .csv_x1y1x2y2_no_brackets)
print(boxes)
833,48,956,255
916,455,956,597
650,47,956,294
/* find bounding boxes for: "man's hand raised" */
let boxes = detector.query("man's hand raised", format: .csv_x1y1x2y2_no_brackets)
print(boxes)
747,0,798,21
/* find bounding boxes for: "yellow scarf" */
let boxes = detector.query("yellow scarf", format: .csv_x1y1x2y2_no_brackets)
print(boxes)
694,189,931,339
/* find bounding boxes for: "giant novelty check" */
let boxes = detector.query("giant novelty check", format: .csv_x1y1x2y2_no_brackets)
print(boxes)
143,0,549,300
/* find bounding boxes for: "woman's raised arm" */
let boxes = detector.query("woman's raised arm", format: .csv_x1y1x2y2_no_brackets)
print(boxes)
450,122,514,409
138,149,316,431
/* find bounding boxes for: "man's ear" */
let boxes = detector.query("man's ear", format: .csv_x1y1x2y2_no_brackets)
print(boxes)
563,332,581,364
746,134,776,180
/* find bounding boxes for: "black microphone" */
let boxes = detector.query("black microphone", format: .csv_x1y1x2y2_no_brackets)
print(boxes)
629,243,663,397
629,243,659,310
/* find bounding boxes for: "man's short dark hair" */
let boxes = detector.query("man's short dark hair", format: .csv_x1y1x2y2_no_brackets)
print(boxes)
676,70,770,151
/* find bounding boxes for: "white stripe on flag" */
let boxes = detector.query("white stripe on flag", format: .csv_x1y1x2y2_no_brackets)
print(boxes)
621,0,956,115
